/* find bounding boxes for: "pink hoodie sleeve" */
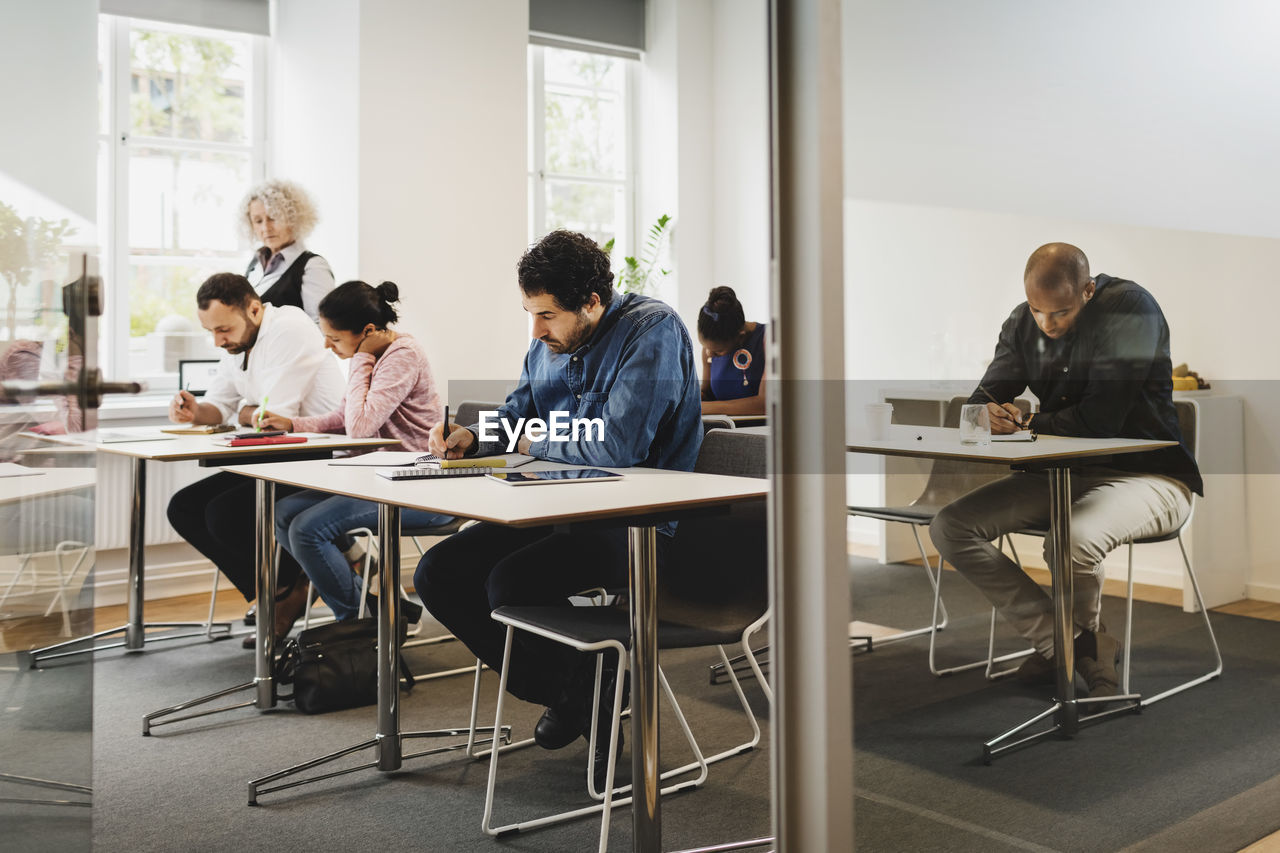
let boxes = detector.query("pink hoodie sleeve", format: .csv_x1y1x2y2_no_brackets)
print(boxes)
339,349,418,438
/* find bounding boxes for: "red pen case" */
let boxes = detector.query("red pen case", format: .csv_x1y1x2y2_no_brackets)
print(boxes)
228,435,309,447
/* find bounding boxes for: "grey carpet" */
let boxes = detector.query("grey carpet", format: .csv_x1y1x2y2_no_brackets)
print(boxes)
6,556,1280,852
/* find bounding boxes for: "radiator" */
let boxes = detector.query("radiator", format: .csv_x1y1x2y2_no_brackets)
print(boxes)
95,454,216,550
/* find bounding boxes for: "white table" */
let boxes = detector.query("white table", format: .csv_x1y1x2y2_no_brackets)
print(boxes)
847,425,1177,761
208,456,766,851
21,430,395,667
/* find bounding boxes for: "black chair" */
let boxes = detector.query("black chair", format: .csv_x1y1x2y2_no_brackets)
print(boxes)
480,429,769,851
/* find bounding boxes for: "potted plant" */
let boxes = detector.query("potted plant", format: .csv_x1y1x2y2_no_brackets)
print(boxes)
604,214,671,295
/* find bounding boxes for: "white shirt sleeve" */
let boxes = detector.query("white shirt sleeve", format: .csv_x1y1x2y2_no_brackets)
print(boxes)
247,308,329,418
201,356,242,424
299,255,336,322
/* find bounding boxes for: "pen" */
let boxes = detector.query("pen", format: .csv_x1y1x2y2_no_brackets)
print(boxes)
978,384,1026,428
442,405,451,448
256,394,269,432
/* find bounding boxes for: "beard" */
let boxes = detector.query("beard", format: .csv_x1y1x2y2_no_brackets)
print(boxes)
221,312,261,354
542,311,593,354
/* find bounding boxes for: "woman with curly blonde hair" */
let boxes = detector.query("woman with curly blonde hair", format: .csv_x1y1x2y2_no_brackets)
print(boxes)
239,179,335,321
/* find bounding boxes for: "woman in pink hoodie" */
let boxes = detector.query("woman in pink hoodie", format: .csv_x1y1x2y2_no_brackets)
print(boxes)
260,280,451,638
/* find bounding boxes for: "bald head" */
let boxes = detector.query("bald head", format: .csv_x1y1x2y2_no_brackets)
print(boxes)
1024,243,1090,295
1023,243,1095,339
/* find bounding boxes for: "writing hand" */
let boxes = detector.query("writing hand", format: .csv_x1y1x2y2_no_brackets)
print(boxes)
258,413,292,432
169,390,197,423
986,402,1022,435
428,421,473,459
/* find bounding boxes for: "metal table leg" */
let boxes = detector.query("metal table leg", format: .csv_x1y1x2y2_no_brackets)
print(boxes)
0,773,92,807
23,457,233,668
629,524,661,852
247,502,508,805
142,479,279,734
983,466,1140,762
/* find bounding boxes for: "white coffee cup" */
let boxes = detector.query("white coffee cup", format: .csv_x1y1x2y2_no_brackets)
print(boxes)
866,403,893,441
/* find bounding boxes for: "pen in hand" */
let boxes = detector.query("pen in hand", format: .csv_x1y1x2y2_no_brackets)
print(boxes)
442,405,451,456
255,394,269,432
978,384,1027,428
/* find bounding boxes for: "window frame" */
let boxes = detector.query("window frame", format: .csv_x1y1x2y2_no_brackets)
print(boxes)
98,14,267,388
527,42,638,263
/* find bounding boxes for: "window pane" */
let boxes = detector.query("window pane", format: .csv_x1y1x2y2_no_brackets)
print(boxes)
126,259,223,378
545,88,623,178
545,180,624,248
129,27,251,144
543,48,625,179
128,147,249,255
544,48,623,92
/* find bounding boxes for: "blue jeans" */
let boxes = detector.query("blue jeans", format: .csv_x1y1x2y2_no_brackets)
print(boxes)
275,490,453,621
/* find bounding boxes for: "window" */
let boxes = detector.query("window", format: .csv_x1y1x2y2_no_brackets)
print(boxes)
98,16,265,389
528,44,635,259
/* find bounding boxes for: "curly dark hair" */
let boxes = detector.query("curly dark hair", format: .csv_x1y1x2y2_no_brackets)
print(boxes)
196,273,258,312
696,286,746,344
319,280,400,332
517,230,615,312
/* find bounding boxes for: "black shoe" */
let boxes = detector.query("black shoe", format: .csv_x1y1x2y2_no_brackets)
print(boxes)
243,603,256,627
1014,650,1055,686
1074,627,1121,698
534,706,582,750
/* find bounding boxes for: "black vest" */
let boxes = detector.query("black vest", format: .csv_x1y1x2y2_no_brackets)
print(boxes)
247,250,317,313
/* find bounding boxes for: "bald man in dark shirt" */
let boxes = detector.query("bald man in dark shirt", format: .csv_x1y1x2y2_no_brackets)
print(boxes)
930,243,1200,698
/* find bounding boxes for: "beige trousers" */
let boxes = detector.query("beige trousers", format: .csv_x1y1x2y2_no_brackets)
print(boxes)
929,467,1192,657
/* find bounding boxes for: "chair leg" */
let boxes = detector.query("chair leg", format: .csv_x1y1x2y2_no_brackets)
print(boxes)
205,564,222,638
1132,535,1224,706
928,534,1034,678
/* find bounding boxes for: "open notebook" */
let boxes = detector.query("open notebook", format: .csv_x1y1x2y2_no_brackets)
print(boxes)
331,451,533,468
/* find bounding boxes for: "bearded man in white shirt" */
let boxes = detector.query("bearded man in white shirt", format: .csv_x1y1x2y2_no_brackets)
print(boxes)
165,273,344,643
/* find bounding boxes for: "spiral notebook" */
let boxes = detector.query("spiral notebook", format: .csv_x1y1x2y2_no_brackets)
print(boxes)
376,465,495,480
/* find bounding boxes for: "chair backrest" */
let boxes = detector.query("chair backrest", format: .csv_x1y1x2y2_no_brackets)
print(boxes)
665,429,767,618
701,414,736,434
693,428,767,479
452,400,505,430
1173,398,1197,459
910,395,1033,510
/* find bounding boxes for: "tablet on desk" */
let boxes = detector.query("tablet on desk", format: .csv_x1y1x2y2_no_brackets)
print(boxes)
487,468,622,486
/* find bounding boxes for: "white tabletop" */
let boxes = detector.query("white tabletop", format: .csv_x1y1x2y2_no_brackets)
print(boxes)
0,464,96,505
29,429,396,462
847,425,1177,464
218,457,767,528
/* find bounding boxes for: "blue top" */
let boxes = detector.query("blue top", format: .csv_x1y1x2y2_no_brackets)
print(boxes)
469,292,704,535
708,323,766,401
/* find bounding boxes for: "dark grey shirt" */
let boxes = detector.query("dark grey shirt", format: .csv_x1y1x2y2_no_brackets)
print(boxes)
970,274,1202,495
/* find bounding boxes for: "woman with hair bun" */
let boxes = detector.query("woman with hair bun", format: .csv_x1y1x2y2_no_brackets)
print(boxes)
256,280,452,631
240,178,335,322
697,285,767,416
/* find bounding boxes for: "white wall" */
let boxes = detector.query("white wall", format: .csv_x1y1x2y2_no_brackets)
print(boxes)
358,1,529,399
272,0,360,284
844,0,1280,238
272,1,530,400
710,0,770,325
841,0,1280,600
643,0,770,335
0,0,97,224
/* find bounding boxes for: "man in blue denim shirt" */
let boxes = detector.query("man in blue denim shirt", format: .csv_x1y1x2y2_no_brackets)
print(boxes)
417,230,701,771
